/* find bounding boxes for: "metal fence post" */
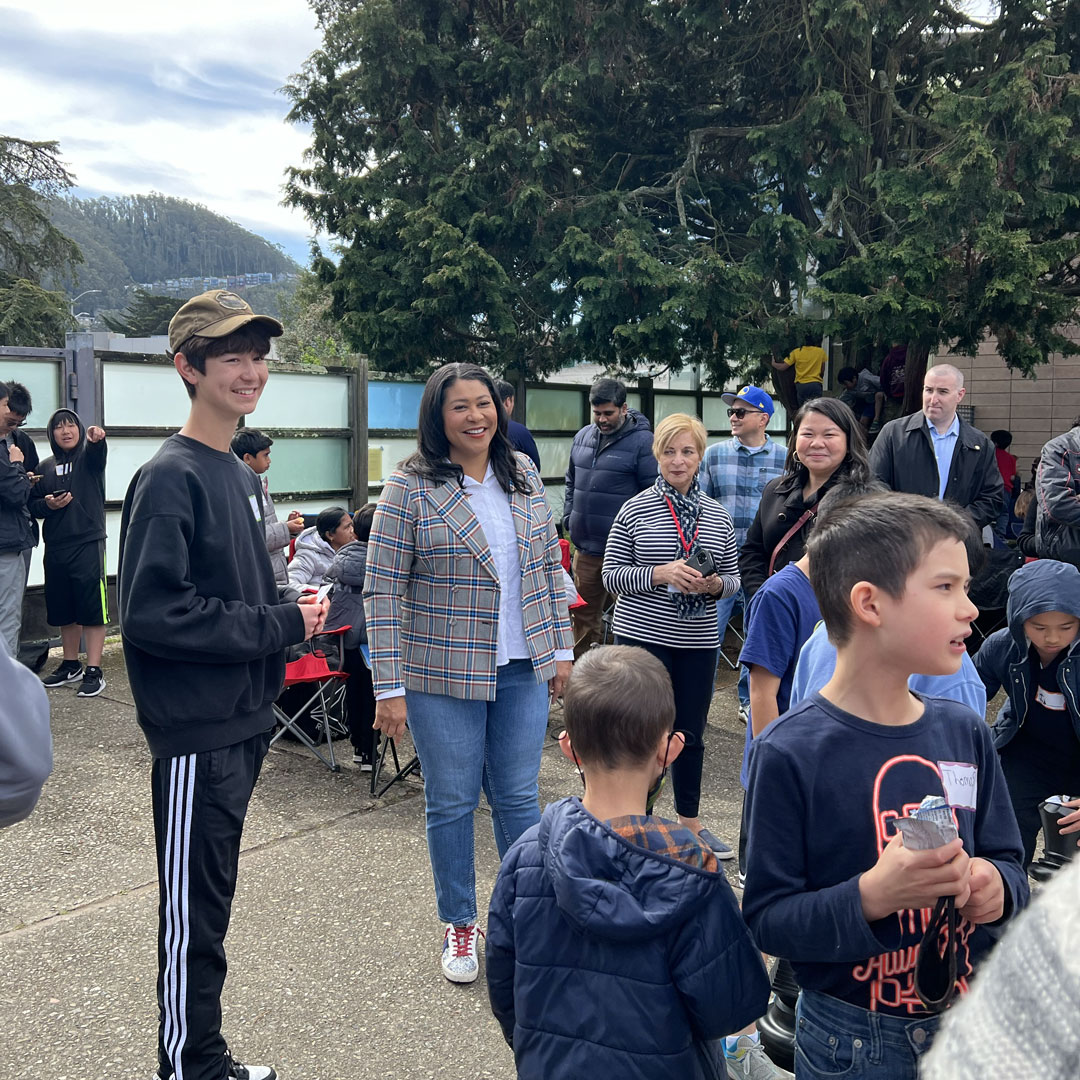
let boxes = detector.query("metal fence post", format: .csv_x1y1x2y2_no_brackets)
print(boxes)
349,355,369,508
64,332,102,426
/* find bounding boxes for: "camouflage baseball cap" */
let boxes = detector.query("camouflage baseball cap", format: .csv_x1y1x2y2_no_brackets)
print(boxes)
168,290,283,354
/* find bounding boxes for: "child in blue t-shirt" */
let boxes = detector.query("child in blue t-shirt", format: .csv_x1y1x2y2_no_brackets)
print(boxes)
742,491,1028,1080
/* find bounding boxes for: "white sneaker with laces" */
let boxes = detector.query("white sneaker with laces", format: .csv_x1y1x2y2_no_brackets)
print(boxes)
441,922,483,983
725,1035,792,1079
154,1052,276,1080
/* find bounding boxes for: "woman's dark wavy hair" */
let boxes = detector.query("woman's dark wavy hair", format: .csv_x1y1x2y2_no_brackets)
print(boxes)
403,363,531,495
781,396,870,487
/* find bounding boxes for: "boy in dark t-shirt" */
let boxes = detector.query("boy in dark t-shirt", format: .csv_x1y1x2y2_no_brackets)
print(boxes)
973,558,1080,865
742,492,1027,1080
118,291,327,1080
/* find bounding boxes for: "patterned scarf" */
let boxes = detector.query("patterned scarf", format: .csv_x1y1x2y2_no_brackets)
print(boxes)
654,473,708,621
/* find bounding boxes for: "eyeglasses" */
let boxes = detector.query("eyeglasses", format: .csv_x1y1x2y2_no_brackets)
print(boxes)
727,407,763,419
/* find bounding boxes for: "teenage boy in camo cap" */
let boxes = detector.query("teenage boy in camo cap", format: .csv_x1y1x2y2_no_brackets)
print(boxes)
119,290,328,1080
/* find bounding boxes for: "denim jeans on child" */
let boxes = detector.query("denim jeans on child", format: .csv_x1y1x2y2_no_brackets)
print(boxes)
795,991,940,1080
715,587,750,708
405,658,549,925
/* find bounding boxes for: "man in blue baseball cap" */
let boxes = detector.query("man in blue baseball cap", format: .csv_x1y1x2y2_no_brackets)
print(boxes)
699,386,785,725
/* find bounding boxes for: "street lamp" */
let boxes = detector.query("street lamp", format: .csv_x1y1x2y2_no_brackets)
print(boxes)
70,289,102,316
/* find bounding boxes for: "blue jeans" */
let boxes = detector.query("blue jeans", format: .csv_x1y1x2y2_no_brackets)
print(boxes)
405,659,549,925
795,991,940,1080
715,588,750,708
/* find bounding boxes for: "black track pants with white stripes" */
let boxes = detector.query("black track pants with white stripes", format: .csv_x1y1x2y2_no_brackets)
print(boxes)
151,731,270,1080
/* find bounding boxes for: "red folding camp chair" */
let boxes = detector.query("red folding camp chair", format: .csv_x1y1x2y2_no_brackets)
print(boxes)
271,626,351,772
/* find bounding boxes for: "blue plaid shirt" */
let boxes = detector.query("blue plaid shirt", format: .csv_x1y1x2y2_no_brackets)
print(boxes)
698,436,787,549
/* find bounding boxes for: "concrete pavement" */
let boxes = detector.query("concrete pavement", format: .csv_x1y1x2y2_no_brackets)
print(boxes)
0,641,749,1080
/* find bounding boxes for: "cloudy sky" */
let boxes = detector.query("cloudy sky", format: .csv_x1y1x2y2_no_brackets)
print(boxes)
0,0,324,264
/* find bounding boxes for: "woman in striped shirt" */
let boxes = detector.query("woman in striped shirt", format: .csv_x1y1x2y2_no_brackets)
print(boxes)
602,413,740,856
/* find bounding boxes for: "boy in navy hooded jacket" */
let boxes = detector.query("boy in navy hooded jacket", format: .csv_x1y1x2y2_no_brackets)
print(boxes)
29,409,109,697
974,559,1080,865
487,645,770,1080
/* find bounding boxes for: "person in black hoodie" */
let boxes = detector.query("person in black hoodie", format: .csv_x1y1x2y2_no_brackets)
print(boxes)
118,290,327,1080
29,409,109,696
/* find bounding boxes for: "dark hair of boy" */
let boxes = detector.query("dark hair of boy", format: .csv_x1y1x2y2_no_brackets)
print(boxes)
316,505,348,543
4,381,32,418
562,645,676,769
231,428,273,459
404,362,530,496
990,429,1012,450
808,491,975,647
352,502,378,542
170,326,273,399
588,377,627,407
493,378,515,403
837,366,858,384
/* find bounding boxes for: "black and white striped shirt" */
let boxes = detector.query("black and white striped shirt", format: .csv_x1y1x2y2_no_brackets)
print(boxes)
602,487,740,648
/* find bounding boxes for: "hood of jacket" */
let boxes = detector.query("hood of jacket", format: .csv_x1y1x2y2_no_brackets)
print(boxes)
538,798,720,943
293,525,334,558
1006,559,1080,655
46,408,85,463
325,539,367,588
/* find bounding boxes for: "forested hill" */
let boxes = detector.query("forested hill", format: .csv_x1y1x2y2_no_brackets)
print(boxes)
48,193,299,309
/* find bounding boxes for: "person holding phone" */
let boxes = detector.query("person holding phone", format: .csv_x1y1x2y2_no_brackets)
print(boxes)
602,413,740,855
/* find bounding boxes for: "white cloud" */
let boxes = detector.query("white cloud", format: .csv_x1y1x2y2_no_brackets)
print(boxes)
0,0,325,262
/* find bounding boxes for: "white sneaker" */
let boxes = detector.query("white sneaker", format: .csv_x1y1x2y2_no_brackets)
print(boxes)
725,1035,791,1079
155,1053,276,1080
441,922,483,983
738,704,750,726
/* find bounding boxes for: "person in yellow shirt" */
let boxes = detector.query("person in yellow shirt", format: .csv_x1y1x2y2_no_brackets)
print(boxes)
772,335,827,403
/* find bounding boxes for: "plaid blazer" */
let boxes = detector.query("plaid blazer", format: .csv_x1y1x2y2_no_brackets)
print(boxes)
364,456,572,700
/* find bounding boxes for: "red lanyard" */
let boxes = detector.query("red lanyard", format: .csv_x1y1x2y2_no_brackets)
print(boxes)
664,497,699,556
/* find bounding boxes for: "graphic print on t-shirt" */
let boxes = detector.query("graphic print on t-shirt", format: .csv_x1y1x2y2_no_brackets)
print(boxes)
855,753,976,1013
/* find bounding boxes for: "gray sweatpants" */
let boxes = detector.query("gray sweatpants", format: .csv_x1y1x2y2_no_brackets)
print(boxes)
0,550,26,656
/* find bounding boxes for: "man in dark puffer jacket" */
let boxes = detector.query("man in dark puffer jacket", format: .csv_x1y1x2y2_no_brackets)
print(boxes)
562,379,656,657
487,647,770,1080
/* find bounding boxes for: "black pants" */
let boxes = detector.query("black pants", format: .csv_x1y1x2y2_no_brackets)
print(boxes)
342,647,379,763
999,744,1080,866
151,731,270,1080
614,636,717,818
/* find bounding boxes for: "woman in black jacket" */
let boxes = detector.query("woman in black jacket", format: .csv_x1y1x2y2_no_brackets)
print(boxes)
740,397,870,599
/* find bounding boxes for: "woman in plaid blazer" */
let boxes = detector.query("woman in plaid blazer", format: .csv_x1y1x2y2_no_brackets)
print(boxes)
364,363,573,984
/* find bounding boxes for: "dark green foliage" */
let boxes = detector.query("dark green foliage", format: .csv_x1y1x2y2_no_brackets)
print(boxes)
48,194,300,312
0,135,80,346
101,290,184,336
285,0,1080,384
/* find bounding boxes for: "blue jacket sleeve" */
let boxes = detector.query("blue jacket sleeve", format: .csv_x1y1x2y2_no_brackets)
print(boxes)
669,882,772,1041
486,848,519,1047
973,631,1010,701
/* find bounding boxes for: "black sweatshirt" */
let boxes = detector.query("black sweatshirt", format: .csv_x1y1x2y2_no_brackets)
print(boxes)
118,434,306,758
28,410,107,550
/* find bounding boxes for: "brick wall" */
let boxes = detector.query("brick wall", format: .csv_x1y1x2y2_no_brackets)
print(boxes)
936,328,1080,479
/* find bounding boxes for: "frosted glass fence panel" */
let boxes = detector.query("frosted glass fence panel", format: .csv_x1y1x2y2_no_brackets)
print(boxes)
0,359,62,420
544,483,566,526
367,438,418,483
702,396,731,431
369,381,425,430
654,394,699,422
255,372,350,429
104,364,191,428
767,403,788,433
105,437,170,500
105,510,122,592
534,437,574,478
527,388,584,430
261,437,350,492
626,392,642,413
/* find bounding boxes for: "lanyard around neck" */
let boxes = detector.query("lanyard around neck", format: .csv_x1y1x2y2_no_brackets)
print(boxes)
664,496,698,555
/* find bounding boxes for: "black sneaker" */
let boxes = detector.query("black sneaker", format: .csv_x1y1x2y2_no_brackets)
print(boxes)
42,659,84,688
155,1055,277,1080
76,666,106,697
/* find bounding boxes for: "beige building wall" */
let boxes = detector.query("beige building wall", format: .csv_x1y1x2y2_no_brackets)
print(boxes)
936,329,1080,479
